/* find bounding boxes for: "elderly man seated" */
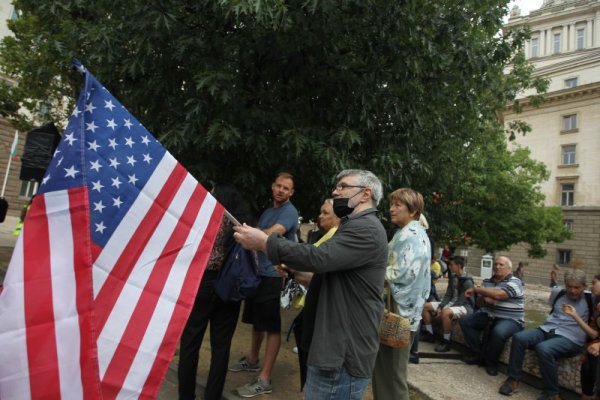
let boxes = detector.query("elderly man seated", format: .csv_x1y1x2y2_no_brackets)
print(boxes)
499,268,596,400
459,256,524,376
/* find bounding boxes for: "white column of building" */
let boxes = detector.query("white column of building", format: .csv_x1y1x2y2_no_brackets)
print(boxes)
587,19,593,48
524,39,530,58
570,23,576,50
562,25,568,52
596,11,600,47
541,29,547,56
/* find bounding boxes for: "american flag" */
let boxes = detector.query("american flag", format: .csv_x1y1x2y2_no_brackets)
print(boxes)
0,60,224,399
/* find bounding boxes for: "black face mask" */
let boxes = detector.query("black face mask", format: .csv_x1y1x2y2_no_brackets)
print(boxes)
333,189,365,218
333,197,353,218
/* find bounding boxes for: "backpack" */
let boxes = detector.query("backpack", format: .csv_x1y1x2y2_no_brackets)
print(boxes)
550,289,594,323
214,242,261,302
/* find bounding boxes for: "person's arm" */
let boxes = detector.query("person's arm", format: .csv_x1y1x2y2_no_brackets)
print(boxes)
262,223,287,235
276,265,313,287
588,341,600,356
562,304,599,339
465,286,510,301
266,218,385,274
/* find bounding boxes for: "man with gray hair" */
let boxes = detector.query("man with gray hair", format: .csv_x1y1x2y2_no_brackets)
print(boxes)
233,169,388,399
460,255,524,376
499,268,596,400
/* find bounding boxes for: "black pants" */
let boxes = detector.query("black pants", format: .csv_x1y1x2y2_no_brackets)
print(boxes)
581,354,599,396
178,270,241,400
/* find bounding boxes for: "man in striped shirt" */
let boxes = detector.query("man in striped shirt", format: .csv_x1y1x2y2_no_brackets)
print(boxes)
459,256,524,376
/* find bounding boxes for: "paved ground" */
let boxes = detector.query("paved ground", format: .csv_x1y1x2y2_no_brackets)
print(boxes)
0,217,580,399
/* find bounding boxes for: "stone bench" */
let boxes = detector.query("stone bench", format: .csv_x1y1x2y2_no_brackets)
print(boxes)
447,322,582,393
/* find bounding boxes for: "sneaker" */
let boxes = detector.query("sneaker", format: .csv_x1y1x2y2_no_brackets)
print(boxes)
409,353,420,364
237,377,273,398
486,365,499,376
434,340,451,353
228,356,261,372
499,377,519,396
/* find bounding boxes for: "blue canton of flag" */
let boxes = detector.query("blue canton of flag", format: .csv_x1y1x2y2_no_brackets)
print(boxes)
39,60,166,248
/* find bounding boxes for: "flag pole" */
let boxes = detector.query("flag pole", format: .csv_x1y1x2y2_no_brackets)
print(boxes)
1,130,18,198
224,209,241,226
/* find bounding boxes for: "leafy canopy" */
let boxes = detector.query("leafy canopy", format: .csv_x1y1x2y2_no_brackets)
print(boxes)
0,0,567,254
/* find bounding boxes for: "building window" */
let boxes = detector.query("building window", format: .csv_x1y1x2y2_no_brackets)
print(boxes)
577,28,585,50
564,78,578,88
562,114,577,131
561,145,576,165
561,183,575,206
564,219,574,232
557,249,572,265
531,38,539,58
553,33,561,54
19,180,37,199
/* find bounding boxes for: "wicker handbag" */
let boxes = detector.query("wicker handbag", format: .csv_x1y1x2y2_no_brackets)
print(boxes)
379,289,411,348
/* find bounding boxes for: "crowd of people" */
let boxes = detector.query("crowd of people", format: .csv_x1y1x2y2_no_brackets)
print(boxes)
176,169,600,400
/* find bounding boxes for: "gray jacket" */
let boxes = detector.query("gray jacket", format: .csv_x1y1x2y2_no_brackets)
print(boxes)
266,208,388,378
439,271,475,312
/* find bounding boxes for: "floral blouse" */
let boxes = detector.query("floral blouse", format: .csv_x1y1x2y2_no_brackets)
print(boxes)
386,220,431,331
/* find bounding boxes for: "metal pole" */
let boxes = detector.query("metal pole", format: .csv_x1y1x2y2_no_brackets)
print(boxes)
1,130,18,198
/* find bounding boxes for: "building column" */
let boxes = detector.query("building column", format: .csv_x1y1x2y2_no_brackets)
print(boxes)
596,11,600,47
562,25,568,52
541,29,547,56
587,20,593,49
570,23,576,50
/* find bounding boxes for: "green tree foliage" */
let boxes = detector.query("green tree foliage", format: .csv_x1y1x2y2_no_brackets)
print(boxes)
0,0,568,254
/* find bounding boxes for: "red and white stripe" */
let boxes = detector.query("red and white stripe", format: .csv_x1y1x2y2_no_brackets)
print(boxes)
0,151,223,399
93,153,222,399
0,188,102,400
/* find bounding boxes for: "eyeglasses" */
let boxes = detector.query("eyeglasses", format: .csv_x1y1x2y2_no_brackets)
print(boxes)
334,183,366,191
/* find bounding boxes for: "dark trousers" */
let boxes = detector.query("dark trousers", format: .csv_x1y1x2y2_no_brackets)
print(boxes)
459,311,523,368
178,270,241,400
292,310,309,390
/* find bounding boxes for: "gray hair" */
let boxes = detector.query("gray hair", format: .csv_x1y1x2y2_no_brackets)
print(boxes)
324,198,334,205
336,169,383,205
496,256,513,270
564,268,587,286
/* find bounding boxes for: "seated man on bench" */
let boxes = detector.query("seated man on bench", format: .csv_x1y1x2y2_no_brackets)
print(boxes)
421,255,474,352
499,268,597,400
459,256,524,376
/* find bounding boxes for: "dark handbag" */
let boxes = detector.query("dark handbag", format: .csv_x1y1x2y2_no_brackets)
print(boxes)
379,288,411,348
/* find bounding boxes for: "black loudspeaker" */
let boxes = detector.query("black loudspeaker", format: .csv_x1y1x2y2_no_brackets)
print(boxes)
19,123,62,182
0,197,8,223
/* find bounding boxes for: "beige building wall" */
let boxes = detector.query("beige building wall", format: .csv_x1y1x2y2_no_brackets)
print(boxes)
465,0,600,285
0,0,14,38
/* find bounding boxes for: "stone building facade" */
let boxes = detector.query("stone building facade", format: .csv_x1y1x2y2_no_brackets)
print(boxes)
463,0,600,285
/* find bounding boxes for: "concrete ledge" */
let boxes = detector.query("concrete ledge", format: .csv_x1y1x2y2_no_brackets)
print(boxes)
446,322,582,394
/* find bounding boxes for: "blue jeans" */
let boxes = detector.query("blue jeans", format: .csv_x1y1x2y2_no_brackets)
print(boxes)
507,328,582,395
459,311,523,367
304,365,370,400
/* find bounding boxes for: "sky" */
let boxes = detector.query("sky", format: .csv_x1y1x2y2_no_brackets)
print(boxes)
509,0,545,16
